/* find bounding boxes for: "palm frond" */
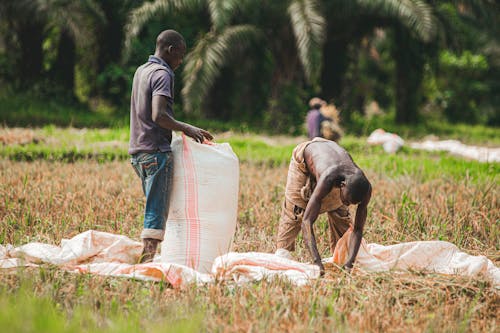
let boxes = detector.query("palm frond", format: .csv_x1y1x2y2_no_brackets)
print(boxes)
287,0,326,84
355,0,437,42
207,0,256,31
181,25,260,113
207,0,237,31
34,0,105,47
124,0,204,54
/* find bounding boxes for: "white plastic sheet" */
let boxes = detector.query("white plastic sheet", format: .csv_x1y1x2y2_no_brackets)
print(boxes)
1,229,498,288
367,128,500,162
410,139,500,163
326,228,500,286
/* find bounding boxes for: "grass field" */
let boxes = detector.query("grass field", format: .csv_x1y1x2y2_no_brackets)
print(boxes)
0,126,499,332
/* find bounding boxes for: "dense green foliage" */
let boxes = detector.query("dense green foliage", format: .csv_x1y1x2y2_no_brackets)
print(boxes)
0,1,498,131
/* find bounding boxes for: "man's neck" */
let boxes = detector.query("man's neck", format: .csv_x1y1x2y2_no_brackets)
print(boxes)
153,52,164,61
149,54,173,74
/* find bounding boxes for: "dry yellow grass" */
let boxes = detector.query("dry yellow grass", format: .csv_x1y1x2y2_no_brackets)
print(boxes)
0,158,498,332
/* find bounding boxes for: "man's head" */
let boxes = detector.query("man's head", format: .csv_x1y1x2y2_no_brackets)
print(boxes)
155,30,186,70
340,171,371,206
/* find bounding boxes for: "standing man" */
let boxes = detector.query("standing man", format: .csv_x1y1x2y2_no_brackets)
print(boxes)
129,30,213,263
275,138,372,274
306,97,326,139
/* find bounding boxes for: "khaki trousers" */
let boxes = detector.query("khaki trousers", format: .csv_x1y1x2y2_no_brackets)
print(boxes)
276,198,352,253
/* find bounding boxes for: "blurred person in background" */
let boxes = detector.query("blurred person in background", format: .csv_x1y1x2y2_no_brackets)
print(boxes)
306,97,327,139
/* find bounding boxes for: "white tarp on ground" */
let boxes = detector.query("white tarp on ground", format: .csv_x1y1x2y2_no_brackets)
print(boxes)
367,128,500,162
367,128,405,153
409,139,500,163
327,228,499,286
1,230,498,289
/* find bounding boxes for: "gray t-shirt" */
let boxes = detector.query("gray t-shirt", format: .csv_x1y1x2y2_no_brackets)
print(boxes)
129,56,175,155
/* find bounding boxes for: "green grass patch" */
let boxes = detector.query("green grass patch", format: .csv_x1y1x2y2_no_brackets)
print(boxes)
1,127,498,183
0,93,258,133
0,275,203,333
1,145,127,163
349,112,500,145
1,93,499,144
225,137,296,167
352,146,499,183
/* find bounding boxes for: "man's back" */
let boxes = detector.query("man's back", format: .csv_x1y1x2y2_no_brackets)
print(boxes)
129,61,173,154
304,140,357,178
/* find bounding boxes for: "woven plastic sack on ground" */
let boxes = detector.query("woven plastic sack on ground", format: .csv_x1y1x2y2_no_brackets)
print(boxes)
160,135,239,273
0,231,316,287
0,230,213,288
212,252,320,286
328,228,500,287
1,229,499,288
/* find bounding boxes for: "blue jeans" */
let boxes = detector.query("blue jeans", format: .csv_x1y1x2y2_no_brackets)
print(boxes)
130,151,173,241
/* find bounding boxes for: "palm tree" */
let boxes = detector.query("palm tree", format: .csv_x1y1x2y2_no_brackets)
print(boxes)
428,0,499,123
0,0,104,93
0,1,46,86
322,0,497,124
125,0,326,128
319,0,438,123
45,0,105,95
88,0,145,102
125,0,495,126
388,0,497,123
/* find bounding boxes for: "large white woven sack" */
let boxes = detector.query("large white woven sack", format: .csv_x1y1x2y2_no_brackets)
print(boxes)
161,134,239,273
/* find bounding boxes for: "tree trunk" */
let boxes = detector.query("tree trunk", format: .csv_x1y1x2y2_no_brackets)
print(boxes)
265,26,301,133
17,21,44,87
321,38,349,104
51,29,76,94
97,1,125,73
87,0,130,100
393,26,425,124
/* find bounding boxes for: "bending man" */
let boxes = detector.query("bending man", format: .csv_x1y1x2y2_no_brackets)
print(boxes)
276,138,372,273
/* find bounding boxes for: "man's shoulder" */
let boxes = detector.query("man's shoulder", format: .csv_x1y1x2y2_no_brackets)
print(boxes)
135,61,168,74
135,63,171,84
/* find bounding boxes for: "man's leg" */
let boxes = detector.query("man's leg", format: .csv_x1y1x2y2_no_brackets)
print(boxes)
327,205,352,254
131,152,173,262
276,198,304,253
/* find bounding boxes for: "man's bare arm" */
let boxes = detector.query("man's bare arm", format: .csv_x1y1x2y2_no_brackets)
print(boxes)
152,95,213,142
343,185,371,269
302,173,337,273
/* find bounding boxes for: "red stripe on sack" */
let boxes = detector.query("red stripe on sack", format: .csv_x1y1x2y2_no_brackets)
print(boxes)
182,135,200,269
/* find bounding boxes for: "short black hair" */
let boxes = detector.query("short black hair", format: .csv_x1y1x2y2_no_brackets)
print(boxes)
347,172,371,204
156,29,185,51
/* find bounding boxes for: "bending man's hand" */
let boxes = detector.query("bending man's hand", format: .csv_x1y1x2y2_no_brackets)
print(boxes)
341,263,353,273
